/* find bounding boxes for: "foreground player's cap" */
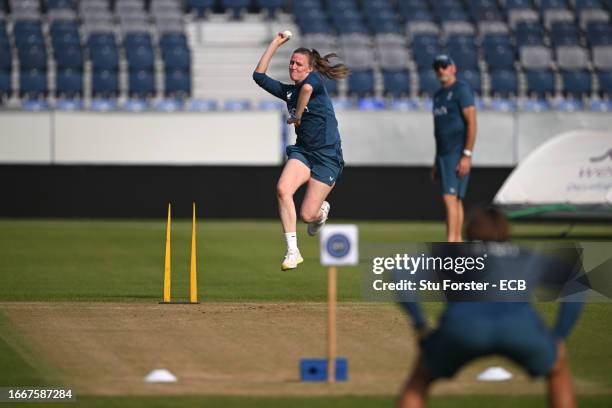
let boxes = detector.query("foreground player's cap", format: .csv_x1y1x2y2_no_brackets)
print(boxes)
433,54,455,69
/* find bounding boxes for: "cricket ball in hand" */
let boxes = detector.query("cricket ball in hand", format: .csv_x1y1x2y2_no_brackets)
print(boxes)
282,30,293,39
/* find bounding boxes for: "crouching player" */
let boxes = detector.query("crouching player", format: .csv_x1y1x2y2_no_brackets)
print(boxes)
398,208,584,408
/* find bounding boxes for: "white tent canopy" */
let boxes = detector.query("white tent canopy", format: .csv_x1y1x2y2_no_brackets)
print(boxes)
495,131,612,216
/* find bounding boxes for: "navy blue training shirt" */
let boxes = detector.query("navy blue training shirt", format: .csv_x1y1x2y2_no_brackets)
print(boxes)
253,71,341,150
400,245,584,340
432,79,475,156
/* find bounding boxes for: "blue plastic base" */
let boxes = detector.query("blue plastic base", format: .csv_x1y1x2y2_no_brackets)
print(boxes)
300,358,348,382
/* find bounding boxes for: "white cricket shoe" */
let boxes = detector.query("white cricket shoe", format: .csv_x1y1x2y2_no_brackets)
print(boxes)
307,201,330,236
281,248,304,271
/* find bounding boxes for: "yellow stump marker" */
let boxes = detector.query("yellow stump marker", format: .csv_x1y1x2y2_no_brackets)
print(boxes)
190,202,198,303
161,202,200,304
327,265,337,384
163,203,172,303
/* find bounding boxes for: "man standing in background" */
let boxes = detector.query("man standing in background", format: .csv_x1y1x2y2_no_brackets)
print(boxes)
430,55,477,242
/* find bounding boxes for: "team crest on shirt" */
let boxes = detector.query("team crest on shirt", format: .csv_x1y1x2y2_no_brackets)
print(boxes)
447,91,453,100
286,91,293,100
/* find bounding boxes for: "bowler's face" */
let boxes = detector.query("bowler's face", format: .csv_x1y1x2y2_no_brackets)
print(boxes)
289,53,313,83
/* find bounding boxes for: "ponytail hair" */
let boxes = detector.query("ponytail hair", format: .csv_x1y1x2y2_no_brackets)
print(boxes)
293,47,350,80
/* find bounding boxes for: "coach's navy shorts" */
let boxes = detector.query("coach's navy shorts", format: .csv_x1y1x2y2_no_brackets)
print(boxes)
420,306,557,378
286,144,344,186
435,152,470,198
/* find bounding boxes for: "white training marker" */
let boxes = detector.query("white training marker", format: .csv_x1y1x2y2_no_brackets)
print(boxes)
144,368,178,383
476,366,513,381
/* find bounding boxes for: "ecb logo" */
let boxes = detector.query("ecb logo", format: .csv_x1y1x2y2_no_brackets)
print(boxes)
327,234,351,258
320,225,358,266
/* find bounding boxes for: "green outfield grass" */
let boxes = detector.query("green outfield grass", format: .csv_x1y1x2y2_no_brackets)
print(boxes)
1,219,611,302
1,219,611,408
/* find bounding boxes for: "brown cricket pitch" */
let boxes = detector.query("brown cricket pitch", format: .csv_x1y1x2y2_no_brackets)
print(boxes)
0,302,606,397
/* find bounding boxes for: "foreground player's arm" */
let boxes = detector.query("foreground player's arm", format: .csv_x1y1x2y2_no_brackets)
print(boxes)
553,302,584,339
253,33,289,100
287,84,313,126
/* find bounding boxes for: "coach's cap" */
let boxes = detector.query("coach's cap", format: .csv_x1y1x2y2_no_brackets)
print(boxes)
433,54,455,69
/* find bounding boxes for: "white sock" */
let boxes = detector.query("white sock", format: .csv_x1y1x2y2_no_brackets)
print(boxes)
285,232,298,251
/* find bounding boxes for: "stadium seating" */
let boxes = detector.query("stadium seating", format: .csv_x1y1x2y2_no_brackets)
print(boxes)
0,0,610,109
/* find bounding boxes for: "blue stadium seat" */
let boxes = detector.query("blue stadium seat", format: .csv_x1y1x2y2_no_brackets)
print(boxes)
51,30,80,48
458,70,482,95
418,70,440,96
597,71,612,97
18,44,47,70
412,33,438,47
383,69,411,97
90,44,119,70
54,44,83,70
449,46,478,70
128,70,155,97
298,19,333,34
294,0,323,13
124,32,153,49
403,8,434,23
334,19,368,34
20,68,48,98
561,70,592,97
347,70,374,96
221,0,250,18
126,45,155,71
436,8,469,22
413,44,443,69
14,20,44,47
515,23,545,46
162,46,190,71
0,42,11,71
328,0,358,13
586,22,612,46
574,0,603,11
164,69,191,97
490,69,518,97
255,0,285,14
92,69,119,97
0,69,11,99
502,0,534,10
484,45,516,70
482,33,512,48
47,0,76,9
467,0,503,21
87,32,117,48
525,69,556,97
185,0,215,17
550,23,581,46
56,68,82,97
447,35,476,48
159,32,188,49
539,0,568,10
50,20,79,38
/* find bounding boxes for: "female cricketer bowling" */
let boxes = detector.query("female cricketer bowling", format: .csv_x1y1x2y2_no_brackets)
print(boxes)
253,32,349,271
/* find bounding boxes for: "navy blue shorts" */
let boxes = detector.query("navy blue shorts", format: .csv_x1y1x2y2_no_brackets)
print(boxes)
436,152,470,199
420,308,557,378
286,144,344,186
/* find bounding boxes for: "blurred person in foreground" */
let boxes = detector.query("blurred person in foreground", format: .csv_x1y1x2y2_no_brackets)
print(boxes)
430,55,477,242
397,208,584,408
